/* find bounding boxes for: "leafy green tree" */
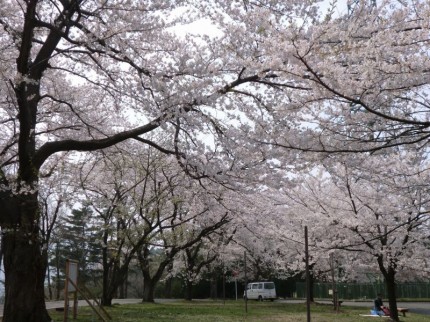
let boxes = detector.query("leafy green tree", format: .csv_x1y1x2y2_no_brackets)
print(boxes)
52,206,103,290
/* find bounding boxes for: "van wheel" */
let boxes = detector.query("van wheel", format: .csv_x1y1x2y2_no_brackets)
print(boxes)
270,299,274,302
258,296,263,302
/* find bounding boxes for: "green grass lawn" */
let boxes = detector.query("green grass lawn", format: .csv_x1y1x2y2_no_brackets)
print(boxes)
50,300,430,322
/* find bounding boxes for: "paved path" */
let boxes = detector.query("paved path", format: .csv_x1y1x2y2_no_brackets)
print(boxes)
46,298,143,310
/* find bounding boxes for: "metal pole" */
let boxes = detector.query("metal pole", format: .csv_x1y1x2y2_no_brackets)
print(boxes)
305,226,311,322
244,251,248,313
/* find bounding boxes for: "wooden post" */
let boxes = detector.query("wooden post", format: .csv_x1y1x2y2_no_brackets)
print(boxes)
64,260,79,322
305,226,311,322
63,261,69,322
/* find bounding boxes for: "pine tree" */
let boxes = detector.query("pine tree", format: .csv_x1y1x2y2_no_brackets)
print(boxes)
50,206,103,291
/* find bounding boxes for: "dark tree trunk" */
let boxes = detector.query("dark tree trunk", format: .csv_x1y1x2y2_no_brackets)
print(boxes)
142,279,156,302
101,292,113,306
101,252,131,306
119,266,128,299
385,267,399,322
101,263,118,306
377,254,399,322
138,247,169,303
55,243,61,300
164,262,173,298
1,17,52,316
164,276,173,299
309,266,315,303
101,231,111,306
302,262,316,303
100,228,120,306
185,279,193,301
210,274,218,299
100,215,136,306
124,269,129,298
119,280,125,299
1,194,50,322
47,263,52,300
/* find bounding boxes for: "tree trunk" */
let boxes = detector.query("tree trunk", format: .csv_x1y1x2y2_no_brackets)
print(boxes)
2,199,51,322
119,281,125,299
385,268,399,322
47,264,52,300
164,262,173,299
185,279,193,301
308,263,315,303
100,269,116,306
101,256,130,305
101,232,111,306
124,269,128,299
142,279,156,302
210,274,218,299
165,276,173,299
138,247,169,303
309,273,315,303
55,243,61,300
119,267,128,298
377,254,399,322
101,291,113,306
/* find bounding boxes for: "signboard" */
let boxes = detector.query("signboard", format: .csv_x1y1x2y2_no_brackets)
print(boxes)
63,259,110,322
67,260,78,292
64,260,79,321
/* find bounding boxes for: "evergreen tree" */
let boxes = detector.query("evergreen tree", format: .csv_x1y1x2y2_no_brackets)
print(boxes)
49,206,103,290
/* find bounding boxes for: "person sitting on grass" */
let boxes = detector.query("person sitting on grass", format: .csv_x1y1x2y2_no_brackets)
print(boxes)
373,293,390,316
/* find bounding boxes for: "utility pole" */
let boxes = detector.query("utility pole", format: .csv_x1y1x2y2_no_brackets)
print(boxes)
305,226,311,322
244,251,248,313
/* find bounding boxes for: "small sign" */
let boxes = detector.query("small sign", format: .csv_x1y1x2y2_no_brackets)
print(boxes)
68,261,78,292
64,259,79,321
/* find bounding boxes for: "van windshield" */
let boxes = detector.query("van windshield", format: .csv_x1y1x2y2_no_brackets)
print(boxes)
264,283,275,289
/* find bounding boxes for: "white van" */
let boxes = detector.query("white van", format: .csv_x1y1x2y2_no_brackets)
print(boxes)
243,281,277,301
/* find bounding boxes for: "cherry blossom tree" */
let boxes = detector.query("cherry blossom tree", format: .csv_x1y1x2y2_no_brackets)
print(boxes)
1,1,316,320
172,225,235,301
135,187,231,303
230,1,430,156
77,147,156,306
216,2,430,318
179,241,220,301
2,0,428,320
75,141,234,304
282,150,430,321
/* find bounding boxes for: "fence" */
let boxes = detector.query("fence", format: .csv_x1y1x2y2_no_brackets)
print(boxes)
295,282,430,299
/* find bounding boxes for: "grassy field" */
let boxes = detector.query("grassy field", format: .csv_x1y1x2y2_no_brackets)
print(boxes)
49,300,430,322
